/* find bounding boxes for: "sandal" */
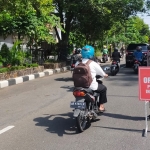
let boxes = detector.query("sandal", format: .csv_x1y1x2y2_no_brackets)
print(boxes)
98,108,106,113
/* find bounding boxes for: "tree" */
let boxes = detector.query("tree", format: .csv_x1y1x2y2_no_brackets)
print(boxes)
0,0,61,44
53,0,144,51
105,16,150,48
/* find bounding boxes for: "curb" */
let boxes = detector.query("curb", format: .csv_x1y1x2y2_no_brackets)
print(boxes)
0,66,71,89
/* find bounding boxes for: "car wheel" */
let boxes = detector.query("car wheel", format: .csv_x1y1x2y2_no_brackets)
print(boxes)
126,62,130,68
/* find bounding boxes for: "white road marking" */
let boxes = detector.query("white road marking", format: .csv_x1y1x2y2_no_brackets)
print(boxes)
0,126,15,135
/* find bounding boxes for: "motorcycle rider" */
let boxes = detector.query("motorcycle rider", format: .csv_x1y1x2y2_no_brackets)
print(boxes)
71,48,82,66
120,45,125,57
111,47,121,63
102,45,108,61
75,45,108,112
133,46,143,65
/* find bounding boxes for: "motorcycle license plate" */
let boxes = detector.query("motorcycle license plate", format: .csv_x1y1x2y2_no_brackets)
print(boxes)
70,102,86,109
134,64,139,67
111,65,116,67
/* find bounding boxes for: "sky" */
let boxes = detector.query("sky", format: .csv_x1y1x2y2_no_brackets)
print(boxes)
139,14,150,28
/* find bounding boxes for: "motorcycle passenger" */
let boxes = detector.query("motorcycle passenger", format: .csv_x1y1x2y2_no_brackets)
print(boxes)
75,45,108,112
111,47,121,63
133,46,143,65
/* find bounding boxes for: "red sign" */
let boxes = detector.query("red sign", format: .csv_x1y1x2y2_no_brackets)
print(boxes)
139,67,150,100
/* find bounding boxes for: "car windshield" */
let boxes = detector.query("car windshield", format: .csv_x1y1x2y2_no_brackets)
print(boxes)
127,44,148,51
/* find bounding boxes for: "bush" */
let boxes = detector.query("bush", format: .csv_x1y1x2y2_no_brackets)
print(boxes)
0,64,39,73
95,50,102,57
31,63,39,67
9,66,26,71
45,59,61,63
0,68,8,73
23,63,39,68
0,43,11,66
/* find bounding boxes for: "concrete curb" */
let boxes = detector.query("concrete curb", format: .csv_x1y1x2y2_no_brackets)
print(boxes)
0,66,71,89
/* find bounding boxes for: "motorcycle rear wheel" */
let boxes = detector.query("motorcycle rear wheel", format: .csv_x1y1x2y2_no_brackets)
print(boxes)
111,70,116,76
134,69,138,74
76,112,87,132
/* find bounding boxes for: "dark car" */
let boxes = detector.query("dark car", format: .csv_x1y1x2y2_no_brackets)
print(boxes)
126,43,150,67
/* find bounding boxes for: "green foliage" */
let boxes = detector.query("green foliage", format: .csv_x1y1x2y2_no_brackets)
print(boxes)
9,41,26,66
9,66,26,71
0,63,39,73
105,16,150,47
0,67,8,73
0,43,11,66
54,0,145,47
0,41,34,67
31,63,39,67
95,50,102,57
45,59,61,63
0,0,62,45
23,63,39,68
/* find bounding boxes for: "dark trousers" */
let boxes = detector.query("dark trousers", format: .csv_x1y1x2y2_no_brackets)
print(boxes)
95,84,107,106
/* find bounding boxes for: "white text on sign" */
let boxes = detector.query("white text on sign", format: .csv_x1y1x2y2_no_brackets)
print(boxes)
144,77,150,83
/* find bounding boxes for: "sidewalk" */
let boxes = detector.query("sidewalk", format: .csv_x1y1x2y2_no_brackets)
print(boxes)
0,66,71,89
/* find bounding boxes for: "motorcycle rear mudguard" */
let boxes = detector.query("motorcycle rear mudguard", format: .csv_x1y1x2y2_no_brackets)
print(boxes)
73,98,85,117
133,64,139,70
111,66,116,71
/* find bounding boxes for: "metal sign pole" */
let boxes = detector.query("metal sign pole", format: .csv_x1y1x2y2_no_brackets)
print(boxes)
139,67,150,137
144,101,149,137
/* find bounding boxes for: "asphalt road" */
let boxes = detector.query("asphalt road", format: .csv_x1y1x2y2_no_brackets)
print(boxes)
0,59,150,150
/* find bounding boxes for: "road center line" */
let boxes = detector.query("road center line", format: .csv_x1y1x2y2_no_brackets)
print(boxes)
0,126,15,135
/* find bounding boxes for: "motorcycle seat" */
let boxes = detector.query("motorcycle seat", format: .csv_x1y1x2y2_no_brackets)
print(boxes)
74,87,93,95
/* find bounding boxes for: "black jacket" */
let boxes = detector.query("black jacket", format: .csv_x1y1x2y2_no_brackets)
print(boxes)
112,51,121,62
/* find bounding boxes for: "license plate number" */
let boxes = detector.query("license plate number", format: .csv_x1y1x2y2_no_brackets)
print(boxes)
70,102,86,109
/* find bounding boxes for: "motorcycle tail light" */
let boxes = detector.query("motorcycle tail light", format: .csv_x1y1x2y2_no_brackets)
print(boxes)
112,61,116,64
135,61,138,63
126,51,132,55
73,91,86,97
71,64,75,67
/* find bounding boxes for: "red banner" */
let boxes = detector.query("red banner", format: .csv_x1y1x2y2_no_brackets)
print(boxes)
139,67,150,100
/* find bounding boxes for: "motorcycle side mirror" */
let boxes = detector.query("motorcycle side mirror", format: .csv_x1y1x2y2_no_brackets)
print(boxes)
103,67,110,71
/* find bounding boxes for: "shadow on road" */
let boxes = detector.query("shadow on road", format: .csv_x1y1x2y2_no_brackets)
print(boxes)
55,77,73,82
34,112,78,137
102,112,144,121
107,94,138,98
93,126,143,133
60,86,74,92
33,112,100,136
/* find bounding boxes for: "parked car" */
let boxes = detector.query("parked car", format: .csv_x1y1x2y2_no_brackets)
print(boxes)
126,43,150,67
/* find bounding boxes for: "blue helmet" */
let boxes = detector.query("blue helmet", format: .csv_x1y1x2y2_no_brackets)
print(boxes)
81,45,95,59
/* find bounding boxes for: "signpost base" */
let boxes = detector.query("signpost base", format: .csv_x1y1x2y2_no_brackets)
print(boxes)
143,101,149,137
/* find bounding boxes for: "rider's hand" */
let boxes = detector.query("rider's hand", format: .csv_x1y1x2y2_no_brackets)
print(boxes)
104,74,108,77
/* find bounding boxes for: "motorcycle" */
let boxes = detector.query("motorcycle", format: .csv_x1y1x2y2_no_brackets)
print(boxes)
110,60,120,76
70,54,82,73
133,59,141,74
71,63,75,73
102,54,108,63
143,53,147,66
70,75,103,132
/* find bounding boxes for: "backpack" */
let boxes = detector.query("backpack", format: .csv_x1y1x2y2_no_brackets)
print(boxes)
72,60,93,87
